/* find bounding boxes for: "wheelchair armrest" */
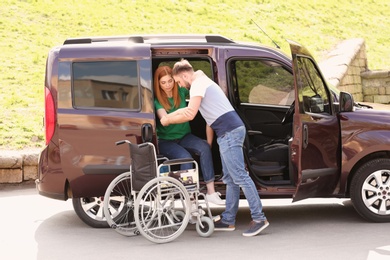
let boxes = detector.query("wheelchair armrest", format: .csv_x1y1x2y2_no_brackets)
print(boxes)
162,158,195,166
157,155,169,161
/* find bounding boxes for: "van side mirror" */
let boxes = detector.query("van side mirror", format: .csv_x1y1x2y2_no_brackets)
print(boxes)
339,92,354,112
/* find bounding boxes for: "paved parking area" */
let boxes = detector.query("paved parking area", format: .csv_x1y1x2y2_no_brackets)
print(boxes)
1,182,390,260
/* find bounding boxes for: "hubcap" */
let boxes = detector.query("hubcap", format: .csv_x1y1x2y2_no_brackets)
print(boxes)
81,197,105,221
362,170,390,215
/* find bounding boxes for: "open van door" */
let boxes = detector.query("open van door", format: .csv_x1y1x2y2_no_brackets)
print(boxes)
288,40,341,202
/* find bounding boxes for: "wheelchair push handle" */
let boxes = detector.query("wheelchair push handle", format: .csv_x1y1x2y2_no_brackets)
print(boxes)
115,140,131,146
115,140,151,148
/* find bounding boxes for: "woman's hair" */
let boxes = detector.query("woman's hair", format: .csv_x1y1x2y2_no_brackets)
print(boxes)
153,65,180,111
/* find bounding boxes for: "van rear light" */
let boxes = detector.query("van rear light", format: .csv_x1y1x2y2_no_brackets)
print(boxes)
44,87,55,145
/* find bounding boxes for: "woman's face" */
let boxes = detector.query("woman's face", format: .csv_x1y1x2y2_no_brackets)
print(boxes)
159,74,174,95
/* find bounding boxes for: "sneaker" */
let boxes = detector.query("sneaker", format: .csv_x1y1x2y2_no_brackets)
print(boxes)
206,192,225,205
212,215,221,222
214,217,235,231
242,220,269,237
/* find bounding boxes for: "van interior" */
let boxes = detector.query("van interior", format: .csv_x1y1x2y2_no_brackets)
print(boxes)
152,56,294,188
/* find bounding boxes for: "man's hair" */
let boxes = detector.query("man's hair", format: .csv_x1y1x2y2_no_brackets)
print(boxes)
172,59,194,76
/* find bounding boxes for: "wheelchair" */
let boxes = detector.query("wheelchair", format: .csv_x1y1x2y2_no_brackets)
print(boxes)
103,140,214,244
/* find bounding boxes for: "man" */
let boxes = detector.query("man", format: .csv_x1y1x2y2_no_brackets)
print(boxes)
160,59,269,237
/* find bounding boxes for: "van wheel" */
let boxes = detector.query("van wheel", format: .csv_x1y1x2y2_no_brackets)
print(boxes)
350,158,390,222
72,197,109,228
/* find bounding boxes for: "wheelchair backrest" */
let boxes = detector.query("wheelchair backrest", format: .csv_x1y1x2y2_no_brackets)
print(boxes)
130,142,158,192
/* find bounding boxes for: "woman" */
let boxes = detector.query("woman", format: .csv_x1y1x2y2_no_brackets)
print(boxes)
154,65,224,205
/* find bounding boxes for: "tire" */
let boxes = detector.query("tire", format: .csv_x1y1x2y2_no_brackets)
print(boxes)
103,172,138,236
134,176,191,244
172,210,186,231
350,158,390,222
196,216,214,237
72,197,109,228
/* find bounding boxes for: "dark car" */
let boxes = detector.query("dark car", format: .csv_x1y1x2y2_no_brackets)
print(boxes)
37,34,390,227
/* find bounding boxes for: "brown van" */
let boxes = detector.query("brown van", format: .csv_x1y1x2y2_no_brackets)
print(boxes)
37,34,390,227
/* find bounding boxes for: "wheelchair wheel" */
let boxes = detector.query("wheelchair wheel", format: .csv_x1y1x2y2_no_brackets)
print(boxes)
172,210,186,230
134,176,191,244
196,216,214,237
103,172,138,237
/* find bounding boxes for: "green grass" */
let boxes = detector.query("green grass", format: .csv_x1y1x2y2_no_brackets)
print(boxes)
1,0,389,150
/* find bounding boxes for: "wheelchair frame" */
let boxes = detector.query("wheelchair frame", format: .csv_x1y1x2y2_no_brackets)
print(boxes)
103,140,214,244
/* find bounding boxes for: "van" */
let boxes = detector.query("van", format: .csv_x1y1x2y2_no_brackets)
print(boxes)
37,34,390,227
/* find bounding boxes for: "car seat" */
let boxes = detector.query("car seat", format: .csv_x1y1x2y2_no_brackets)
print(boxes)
236,109,289,180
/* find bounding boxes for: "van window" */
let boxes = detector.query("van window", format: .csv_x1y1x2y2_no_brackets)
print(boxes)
233,60,294,106
296,57,330,114
72,61,140,110
157,59,213,79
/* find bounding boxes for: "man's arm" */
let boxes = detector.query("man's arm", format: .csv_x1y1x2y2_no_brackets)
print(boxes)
206,124,214,147
161,96,202,126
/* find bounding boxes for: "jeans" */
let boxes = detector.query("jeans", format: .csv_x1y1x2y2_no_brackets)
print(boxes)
158,133,215,183
217,126,266,225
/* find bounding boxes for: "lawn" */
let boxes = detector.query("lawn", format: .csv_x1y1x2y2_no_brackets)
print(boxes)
0,0,389,149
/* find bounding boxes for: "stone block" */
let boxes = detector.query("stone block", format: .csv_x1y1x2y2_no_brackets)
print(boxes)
0,169,23,183
360,59,368,70
338,86,347,92
363,95,374,102
0,152,22,168
353,93,363,102
24,165,38,181
363,87,379,95
351,59,359,69
374,95,390,104
320,63,348,81
352,66,361,75
22,152,39,166
344,84,354,94
353,75,362,84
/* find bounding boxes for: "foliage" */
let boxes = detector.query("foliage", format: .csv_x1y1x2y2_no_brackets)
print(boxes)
0,0,389,149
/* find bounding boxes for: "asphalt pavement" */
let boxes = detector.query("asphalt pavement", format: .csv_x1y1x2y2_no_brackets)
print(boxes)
1,182,390,260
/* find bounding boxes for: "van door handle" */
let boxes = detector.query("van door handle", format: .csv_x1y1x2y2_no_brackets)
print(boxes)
303,124,309,149
142,123,152,143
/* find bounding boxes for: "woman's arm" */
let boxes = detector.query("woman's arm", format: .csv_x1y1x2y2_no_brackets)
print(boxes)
161,96,202,126
156,108,167,119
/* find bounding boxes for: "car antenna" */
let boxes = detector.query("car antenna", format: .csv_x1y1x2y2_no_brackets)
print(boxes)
251,19,280,49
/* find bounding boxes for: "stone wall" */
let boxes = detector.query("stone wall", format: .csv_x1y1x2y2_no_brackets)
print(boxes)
319,38,367,102
0,150,39,183
361,70,390,103
319,38,390,104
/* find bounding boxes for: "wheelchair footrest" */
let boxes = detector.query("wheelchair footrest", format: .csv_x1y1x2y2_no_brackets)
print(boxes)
168,169,198,186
